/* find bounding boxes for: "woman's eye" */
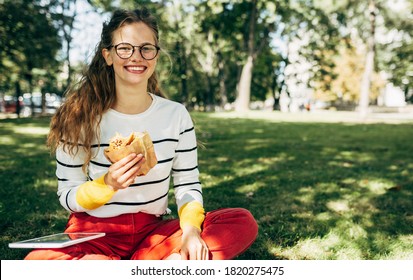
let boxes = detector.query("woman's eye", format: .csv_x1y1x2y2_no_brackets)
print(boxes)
142,47,154,52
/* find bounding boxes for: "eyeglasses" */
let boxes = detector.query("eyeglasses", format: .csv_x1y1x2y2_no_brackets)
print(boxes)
109,42,160,60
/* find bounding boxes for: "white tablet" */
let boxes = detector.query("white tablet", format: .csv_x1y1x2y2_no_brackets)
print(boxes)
8,232,106,249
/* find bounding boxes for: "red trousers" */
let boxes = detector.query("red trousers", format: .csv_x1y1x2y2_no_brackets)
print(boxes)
25,208,258,260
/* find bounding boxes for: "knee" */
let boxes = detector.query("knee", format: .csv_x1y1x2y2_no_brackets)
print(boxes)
235,208,258,239
205,207,258,241
216,207,258,241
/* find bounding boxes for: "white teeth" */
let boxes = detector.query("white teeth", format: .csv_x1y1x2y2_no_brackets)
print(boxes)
127,66,145,71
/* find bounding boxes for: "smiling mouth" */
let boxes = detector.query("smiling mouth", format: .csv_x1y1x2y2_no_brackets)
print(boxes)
125,66,147,74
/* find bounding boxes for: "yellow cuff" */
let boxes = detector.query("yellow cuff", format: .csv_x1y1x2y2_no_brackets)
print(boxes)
178,201,205,231
76,174,116,210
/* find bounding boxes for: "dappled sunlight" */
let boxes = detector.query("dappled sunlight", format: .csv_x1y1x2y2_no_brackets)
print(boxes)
12,126,50,135
295,186,316,204
199,173,235,189
3,114,412,260
359,179,389,195
215,156,230,163
388,164,398,170
315,211,335,221
382,235,413,260
326,200,350,213
334,150,375,163
255,153,294,168
194,114,413,260
0,135,15,145
235,177,274,197
232,152,294,174
33,178,58,191
328,160,355,168
202,111,413,125
320,146,338,155
273,170,410,259
270,231,364,260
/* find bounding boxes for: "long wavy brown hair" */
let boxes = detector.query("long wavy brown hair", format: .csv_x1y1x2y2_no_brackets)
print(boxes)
48,8,165,172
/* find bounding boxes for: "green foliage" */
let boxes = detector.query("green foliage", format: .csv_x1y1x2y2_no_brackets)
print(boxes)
1,0,412,110
0,0,61,95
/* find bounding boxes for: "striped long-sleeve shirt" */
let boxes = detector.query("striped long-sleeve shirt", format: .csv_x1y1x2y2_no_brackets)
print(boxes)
56,94,203,218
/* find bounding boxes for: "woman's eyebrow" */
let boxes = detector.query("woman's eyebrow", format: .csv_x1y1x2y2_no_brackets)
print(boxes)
115,41,155,46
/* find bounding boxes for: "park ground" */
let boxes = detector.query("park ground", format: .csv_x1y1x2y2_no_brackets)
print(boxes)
0,110,412,260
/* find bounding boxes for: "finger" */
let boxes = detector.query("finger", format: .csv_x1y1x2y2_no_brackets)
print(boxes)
117,165,142,187
194,244,203,260
197,249,201,260
201,240,209,260
190,250,196,260
122,156,146,180
203,247,209,260
180,250,188,260
113,153,138,168
112,154,142,177
124,156,144,176
108,155,143,188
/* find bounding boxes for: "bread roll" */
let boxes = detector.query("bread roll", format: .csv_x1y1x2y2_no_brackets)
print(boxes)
104,131,157,176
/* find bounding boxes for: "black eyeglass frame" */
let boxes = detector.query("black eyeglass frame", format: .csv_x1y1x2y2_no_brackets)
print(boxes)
109,42,160,60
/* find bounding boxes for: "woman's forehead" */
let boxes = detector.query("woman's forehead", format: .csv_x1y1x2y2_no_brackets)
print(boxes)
113,22,157,45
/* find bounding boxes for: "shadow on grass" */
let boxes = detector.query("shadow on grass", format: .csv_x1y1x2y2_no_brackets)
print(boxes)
1,114,412,260
0,117,68,260
194,113,413,260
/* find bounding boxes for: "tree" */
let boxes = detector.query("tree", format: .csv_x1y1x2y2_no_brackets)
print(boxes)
52,0,79,91
234,0,277,112
234,0,258,112
359,0,377,119
0,0,61,116
316,0,413,114
378,0,413,103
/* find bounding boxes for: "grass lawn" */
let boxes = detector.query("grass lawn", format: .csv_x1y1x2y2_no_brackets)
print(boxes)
1,111,412,260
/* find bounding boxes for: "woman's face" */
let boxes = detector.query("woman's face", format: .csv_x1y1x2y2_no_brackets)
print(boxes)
102,22,158,91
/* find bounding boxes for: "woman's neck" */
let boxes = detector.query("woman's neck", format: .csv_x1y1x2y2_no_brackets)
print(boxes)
112,84,153,114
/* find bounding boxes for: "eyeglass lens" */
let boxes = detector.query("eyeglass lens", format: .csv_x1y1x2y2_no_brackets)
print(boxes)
115,43,158,60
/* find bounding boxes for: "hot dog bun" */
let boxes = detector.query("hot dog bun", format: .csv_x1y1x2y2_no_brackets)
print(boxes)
104,131,157,176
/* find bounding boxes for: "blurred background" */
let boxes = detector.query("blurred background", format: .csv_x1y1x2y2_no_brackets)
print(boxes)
1,0,412,118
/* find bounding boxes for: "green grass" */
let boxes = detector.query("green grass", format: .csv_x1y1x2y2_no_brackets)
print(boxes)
1,111,412,260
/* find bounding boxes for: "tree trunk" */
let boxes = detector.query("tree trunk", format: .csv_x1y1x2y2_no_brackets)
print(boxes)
359,0,376,120
25,67,34,117
235,0,257,113
236,55,254,112
271,73,280,111
176,41,188,105
217,51,228,108
14,81,22,118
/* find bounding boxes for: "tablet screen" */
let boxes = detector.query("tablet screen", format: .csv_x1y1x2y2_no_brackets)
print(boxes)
9,232,106,249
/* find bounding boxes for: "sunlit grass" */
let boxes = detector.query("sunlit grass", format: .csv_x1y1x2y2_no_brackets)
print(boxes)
193,111,413,260
0,117,67,259
1,112,413,260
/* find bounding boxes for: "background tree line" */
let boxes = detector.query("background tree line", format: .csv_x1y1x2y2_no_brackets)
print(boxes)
1,0,412,116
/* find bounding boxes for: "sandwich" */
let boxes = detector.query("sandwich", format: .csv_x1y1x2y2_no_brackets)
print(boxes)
104,131,157,176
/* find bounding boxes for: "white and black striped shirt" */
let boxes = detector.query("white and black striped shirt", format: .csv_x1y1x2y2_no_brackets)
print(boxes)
56,94,203,218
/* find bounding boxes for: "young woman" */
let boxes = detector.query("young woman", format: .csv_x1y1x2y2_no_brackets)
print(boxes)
25,8,258,260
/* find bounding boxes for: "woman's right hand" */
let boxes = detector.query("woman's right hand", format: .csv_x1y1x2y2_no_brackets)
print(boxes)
104,153,145,191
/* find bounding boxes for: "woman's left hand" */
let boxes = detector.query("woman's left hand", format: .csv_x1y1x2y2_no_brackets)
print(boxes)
180,225,209,260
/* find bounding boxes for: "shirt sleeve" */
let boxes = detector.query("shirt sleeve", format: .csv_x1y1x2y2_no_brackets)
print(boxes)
172,106,204,213
178,201,205,230
55,145,115,212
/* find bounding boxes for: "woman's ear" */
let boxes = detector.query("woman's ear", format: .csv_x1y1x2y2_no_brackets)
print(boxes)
102,48,113,66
